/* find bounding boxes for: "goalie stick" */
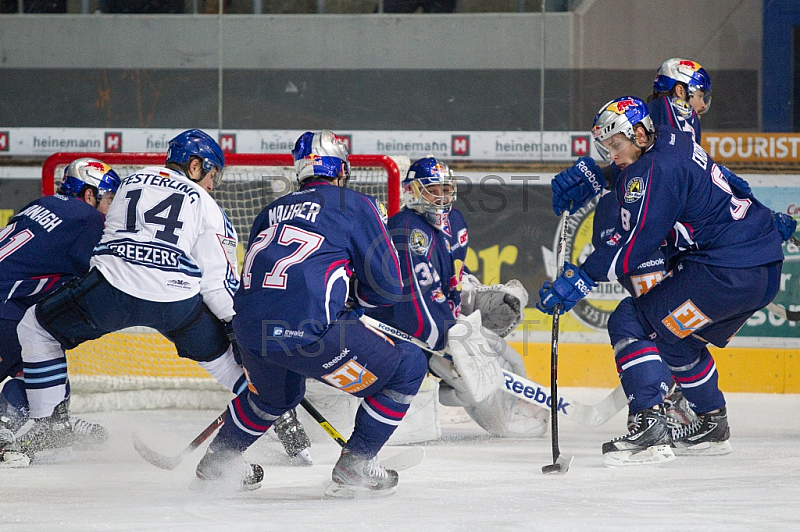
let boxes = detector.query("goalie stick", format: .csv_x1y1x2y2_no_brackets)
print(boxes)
359,314,627,427
542,212,573,475
133,398,424,472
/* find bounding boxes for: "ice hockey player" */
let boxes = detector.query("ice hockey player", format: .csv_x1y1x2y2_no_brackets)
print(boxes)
11,130,254,465
365,156,547,438
551,60,795,433
194,130,427,497
0,158,120,468
538,97,784,466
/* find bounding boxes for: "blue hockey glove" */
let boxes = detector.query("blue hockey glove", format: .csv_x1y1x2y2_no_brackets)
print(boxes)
773,211,797,242
551,157,606,216
536,262,597,315
718,164,751,197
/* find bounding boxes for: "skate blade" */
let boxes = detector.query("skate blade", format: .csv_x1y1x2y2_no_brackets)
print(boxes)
323,481,397,500
542,454,573,474
603,444,676,467
0,451,32,468
31,446,76,464
287,448,313,467
673,440,732,456
190,476,262,492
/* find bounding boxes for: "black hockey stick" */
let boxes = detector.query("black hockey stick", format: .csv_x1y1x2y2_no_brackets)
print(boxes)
542,212,574,475
133,398,424,471
299,399,425,471
132,412,225,471
766,302,800,322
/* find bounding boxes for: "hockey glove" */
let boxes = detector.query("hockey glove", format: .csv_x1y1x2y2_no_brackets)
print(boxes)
773,211,797,242
718,164,751,197
551,157,606,216
223,318,242,365
536,262,597,315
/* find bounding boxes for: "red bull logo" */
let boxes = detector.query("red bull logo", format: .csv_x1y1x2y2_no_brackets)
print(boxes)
677,59,701,71
608,98,638,115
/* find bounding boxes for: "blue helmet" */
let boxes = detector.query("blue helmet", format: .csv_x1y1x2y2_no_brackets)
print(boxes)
59,158,121,202
653,58,712,113
591,97,655,161
292,130,350,184
402,156,456,231
166,129,225,187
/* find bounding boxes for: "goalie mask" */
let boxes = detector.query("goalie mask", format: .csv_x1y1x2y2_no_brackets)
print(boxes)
292,130,351,186
653,58,712,114
166,129,225,188
591,97,655,162
59,158,121,203
403,157,457,231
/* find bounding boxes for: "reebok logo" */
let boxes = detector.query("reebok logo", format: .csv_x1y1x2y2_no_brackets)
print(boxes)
503,371,571,415
576,159,602,195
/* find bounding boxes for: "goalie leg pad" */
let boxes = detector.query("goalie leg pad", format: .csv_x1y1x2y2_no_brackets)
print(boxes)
447,311,504,404
463,344,548,437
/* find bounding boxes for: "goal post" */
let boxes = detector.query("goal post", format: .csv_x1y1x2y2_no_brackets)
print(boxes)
41,151,404,412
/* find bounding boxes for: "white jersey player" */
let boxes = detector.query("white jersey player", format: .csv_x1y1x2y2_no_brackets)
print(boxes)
12,130,249,461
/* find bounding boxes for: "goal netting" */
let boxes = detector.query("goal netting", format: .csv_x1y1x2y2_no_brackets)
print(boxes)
41,152,405,412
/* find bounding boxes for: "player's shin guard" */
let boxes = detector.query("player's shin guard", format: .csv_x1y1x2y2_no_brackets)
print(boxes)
22,357,69,419
613,340,665,414
211,391,277,454
346,345,426,458
669,347,725,414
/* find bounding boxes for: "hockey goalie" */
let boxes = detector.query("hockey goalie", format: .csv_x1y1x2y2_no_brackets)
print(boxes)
364,156,548,438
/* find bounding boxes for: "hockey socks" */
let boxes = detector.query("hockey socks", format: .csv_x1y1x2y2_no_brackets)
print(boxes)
613,340,665,413
347,390,414,458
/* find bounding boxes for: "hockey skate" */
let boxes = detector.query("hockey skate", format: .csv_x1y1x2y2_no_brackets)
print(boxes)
0,424,31,468
17,400,75,461
602,405,676,467
194,447,264,491
663,382,698,431
324,448,399,499
272,409,312,466
671,407,732,456
69,417,109,448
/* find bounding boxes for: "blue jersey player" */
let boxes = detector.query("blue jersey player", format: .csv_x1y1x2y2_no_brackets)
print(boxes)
0,158,119,467
13,130,250,466
197,131,427,497
367,157,545,437
538,97,784,466
647,58,711,143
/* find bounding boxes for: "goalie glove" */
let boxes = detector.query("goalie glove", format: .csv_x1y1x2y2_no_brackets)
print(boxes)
461,276,529,338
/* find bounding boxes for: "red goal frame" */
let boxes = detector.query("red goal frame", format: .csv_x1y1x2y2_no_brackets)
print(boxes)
42,152,402,216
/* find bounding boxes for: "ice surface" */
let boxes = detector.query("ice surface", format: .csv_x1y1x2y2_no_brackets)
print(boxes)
2,388,799,531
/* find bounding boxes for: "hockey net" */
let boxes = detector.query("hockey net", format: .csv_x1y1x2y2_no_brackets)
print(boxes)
41,152,405,412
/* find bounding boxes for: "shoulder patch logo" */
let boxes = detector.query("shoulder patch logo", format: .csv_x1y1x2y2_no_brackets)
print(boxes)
409,228,430,255
624,177,645,203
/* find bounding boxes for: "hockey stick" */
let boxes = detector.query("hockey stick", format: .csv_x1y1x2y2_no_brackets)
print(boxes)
133,399,424,472
359,314,626,427
766,302,800,322
132,412,224,471
299,398,425,471
542,212,574,475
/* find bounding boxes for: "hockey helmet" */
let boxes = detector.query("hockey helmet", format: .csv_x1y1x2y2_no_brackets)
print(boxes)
292,130,351,185
402,156,456,231
591,97,655,161
166,129,225,187
653,58,712,113
59,158,121,202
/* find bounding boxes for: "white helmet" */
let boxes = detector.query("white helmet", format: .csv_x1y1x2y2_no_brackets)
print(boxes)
591,97,655,161
402,156,456,231
291,130,351,185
